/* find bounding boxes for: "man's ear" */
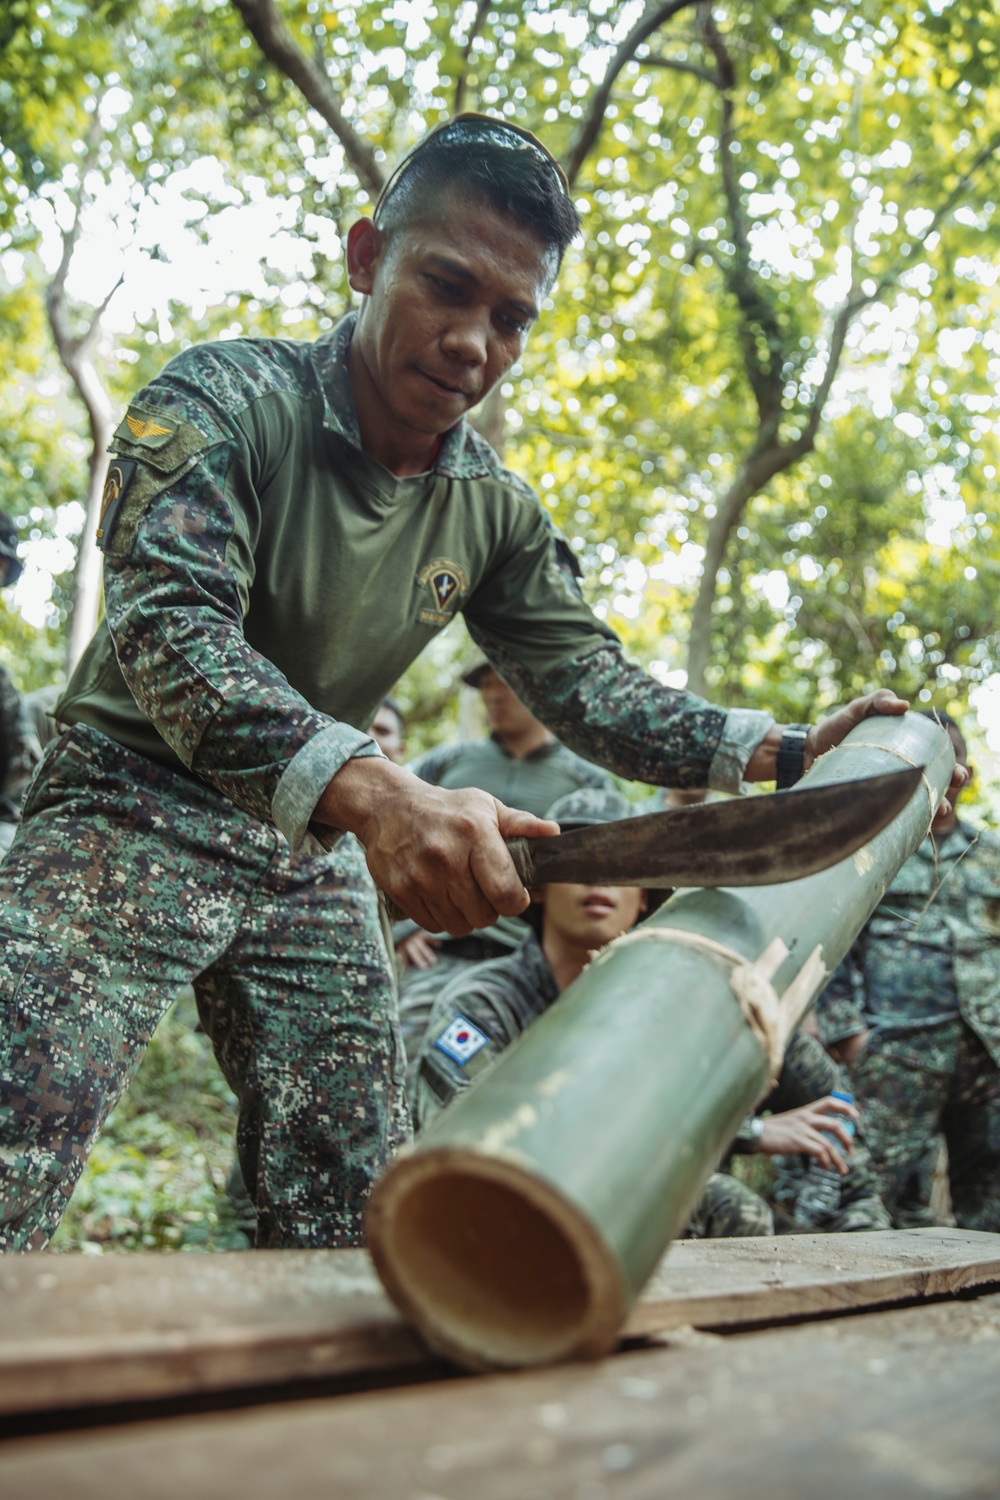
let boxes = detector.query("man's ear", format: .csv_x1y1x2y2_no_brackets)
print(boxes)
347,218,385,296
529,887,545,905
638,891,648,913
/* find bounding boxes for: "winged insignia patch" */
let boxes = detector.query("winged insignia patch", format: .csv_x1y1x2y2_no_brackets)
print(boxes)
126,415,173,440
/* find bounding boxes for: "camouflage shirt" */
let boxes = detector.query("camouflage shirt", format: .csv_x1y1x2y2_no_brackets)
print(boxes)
413,931,558,1128
58,314,772,848
816,820,1000,1067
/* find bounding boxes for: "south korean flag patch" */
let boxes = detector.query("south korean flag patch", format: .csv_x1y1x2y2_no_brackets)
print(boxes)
434,1015,490,1067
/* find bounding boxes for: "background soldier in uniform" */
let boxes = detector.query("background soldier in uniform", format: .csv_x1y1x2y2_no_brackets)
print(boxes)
816,711,999,1230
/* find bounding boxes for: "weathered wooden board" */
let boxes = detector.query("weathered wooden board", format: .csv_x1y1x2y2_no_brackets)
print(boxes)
2,1292,999,1498
624,1224,1000,1334
1,1228,998,1416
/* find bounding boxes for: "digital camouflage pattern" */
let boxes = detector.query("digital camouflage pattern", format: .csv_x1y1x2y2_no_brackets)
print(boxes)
816,821,1000,1229
684,1171,774,1239
0,726,407,1251
745,1030,892,1232
412,932,774,1237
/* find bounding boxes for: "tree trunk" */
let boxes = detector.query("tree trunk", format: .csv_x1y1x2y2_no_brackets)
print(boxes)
66,401,114,670
685,437,811,697
366,712,954,1370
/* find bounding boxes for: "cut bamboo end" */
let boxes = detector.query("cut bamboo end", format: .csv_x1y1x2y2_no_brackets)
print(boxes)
364,1147,626,1371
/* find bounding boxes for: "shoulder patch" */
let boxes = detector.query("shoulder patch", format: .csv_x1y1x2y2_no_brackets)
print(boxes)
434,1015,490,1066
98,404,224,557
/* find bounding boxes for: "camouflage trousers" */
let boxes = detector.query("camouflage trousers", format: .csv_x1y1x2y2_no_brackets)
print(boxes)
847,1020,1000,1232
684,1172,774,1239
0,725,408,1252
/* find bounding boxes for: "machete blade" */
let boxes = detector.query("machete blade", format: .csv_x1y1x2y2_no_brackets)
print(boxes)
518,766,924,889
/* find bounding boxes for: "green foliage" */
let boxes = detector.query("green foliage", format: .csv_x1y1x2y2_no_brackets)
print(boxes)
50,990,248,1253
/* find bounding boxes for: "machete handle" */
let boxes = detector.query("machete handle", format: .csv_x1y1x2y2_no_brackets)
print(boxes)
380,835,539,930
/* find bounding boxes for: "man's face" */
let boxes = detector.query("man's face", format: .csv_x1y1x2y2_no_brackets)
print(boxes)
541,881,647,951
477,668,542,742
370,705,405,763
348,195,557,438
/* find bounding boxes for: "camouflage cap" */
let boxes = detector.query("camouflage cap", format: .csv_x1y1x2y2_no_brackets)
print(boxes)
461,656,493,688
545,786,635,829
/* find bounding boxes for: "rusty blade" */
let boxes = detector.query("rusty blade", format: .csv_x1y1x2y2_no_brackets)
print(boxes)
516,766,924,889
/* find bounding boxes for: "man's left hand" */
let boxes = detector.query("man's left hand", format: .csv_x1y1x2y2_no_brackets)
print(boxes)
804,687,909,764
806,688,967,819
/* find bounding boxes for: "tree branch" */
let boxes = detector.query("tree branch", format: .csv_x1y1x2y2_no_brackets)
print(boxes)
454,0,493,115
562,0,705,185
641,53,719,87
230,0,385,199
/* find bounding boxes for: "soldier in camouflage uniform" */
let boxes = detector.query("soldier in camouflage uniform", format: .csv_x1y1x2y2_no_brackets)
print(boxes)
0,513,42,854
415,787,775,1236
815,712,1000,1230
0,116,919,1252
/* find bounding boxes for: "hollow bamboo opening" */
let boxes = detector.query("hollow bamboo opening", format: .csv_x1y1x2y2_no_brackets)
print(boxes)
366,1150,624,1370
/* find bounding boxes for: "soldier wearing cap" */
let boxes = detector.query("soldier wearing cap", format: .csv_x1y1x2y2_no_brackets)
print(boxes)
0,113,934,1251
0,514,41,853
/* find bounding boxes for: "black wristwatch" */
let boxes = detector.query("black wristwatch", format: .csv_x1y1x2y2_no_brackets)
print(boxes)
775,724,810,789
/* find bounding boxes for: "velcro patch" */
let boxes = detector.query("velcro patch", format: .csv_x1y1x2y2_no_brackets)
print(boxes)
99,404,219,558
95,457,138,550
434,1015,490,1066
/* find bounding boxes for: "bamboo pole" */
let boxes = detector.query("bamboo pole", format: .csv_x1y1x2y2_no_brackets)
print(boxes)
366,714,955,1370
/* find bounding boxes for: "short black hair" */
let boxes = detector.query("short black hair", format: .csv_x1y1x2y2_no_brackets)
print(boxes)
375,118,580,264
379,696,405,733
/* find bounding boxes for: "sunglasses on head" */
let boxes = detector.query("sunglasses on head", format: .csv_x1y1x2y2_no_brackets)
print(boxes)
372,112,570,223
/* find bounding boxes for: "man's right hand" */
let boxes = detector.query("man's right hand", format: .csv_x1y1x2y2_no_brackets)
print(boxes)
757,1095,859,1172
316,757,559,935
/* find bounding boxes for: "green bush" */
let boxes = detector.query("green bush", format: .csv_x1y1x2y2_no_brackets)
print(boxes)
50,990,249,1253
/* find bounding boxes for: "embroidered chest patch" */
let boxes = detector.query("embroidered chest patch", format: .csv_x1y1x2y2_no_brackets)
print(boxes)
434,1015,490,1066
418,558,469,626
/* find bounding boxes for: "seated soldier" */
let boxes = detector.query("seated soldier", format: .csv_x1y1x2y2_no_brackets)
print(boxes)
730,1032,891,1233
414,786,775,1239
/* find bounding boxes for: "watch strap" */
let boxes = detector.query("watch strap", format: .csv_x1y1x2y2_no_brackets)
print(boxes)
776,724,810,789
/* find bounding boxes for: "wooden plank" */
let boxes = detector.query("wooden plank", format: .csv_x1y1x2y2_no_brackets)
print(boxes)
2,1292,1000,1499
625,1224,1000,1334
0,1249,426,1415
2,1229,998,1416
